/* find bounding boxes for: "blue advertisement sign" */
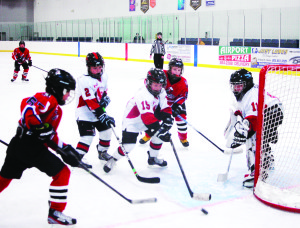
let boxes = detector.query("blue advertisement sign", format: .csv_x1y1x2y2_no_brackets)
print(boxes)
178,0,185,10
206,0,215,6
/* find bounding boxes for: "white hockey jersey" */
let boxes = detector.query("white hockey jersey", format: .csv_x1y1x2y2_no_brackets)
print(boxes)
122,86,171,133
234,84,282,132
75,72,109,122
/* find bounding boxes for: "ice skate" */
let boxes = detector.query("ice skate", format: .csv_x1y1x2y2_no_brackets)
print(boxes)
139,135,151,144
243,170,254,188
147,151,167,167
180,139,189,147
48,208,77,225
97,145,112,161
103,157,117,173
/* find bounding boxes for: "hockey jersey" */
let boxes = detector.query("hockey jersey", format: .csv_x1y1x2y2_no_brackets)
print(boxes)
164,70,188,106
19,92,64,148
234,84,282,132
12,47,31,64
75,72,109,122
122,86,171,133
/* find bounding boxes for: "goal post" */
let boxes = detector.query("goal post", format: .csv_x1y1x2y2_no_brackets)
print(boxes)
254,64,300,212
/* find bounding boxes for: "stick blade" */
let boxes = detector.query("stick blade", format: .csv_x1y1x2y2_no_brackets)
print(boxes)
192,193,211,201
137,175,160,184
223,146,243,154
130,197,157,204
217,173,228,182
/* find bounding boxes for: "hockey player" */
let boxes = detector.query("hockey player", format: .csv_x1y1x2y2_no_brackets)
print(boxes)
11,40,32,82
0,68,80,225
150,32,166,69
140,58,189,147
75,52,115,168
103,68,173,173
225,68,283,188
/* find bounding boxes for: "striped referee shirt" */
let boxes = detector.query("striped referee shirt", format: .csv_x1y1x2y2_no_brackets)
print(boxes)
150,39,166,55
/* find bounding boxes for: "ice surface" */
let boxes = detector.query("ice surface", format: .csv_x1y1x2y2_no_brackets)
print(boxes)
0,53,299,228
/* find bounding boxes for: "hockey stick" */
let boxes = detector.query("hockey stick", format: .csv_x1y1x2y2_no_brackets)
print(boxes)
110,126,160,184
217,147,233,182
170,138,211,201
32,65,48,73
176,115,243,154
0,139,156,204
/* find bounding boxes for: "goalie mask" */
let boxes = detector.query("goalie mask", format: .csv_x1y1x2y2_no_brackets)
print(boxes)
46,68,76,105
86,52,105,79
230,68,254,101
146,68,167,97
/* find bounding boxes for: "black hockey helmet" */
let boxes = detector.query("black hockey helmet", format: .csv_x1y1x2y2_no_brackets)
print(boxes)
19,40,25,46
168,58,184,74
46,68,76,105
86,52,105,79
157,32,162,36
146,68,167,97
230,68,254,101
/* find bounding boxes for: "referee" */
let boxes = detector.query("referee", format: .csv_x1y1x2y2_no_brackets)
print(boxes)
150,32,166,69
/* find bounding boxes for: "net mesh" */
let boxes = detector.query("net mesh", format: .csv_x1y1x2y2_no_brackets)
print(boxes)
254,65,300,212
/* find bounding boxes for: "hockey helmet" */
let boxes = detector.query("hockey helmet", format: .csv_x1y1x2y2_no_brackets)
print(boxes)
230,68,254,101
46,68,76,105
86,52,105,79
146,68,167,97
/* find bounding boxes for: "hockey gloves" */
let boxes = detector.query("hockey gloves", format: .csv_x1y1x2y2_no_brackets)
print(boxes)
32,123,55,142
59,145,81,167
157,128,171,142
161,117,174,131
99,91,111,108
98,113,115,127
17,56,25,64
172,103,183,117
28,60,32,67
233,119,249,147
157,117,173,142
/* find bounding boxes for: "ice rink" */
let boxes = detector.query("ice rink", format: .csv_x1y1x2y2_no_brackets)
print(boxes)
0,52,298,227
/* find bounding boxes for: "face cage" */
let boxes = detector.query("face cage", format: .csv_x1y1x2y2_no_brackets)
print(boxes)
146,80,165,97
88,66,104,79
230,81,246,96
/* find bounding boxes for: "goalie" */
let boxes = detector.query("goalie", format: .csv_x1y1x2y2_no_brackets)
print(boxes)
224,68,283,188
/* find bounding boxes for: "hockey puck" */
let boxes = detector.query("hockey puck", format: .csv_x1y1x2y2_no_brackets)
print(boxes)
201,208,208,215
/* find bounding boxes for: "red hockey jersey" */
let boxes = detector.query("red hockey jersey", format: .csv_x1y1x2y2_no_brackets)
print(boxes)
12,47,31,64
163,70,188,106
19,92,64,148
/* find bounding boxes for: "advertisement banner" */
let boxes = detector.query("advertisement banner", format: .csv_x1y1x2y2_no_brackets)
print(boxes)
150,0,156,8
219,46,252,67
141,0,149,13
129,0,136,11
178,0,185,10
165,45,193,63
250,47,300,68
190,0,201,10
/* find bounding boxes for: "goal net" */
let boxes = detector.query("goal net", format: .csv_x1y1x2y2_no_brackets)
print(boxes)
254,64,300,212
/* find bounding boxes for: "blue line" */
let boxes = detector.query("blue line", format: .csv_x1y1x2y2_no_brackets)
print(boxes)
194,45,198,67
